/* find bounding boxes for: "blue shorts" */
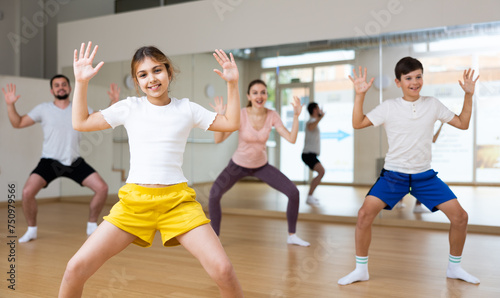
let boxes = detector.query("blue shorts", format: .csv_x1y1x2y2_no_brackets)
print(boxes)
367,169,456,212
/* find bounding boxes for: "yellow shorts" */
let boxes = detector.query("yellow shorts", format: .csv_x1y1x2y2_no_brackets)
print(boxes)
103,183,210,247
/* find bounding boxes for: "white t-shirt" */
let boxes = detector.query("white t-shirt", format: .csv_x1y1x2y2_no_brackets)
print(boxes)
303,117,320,155
100,96,217,185
366,96,455,174
27,102,93,166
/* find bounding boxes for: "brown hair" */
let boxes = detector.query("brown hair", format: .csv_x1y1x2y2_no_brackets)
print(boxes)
130,46,178,94
246,79,267,107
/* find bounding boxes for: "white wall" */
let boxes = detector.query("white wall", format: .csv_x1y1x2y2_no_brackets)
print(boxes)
0,1,20,76
57,0,500,69
0,76,60,202
0,0,115,78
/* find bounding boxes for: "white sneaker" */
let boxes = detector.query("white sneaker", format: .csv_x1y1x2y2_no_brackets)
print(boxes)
306,195,320,206
413,204,428,213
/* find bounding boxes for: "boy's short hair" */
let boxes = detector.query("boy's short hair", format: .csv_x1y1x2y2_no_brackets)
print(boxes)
307,102,318,115
394,57,423,80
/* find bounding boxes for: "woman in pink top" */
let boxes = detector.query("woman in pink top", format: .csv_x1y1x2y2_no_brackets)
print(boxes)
209,79,310,246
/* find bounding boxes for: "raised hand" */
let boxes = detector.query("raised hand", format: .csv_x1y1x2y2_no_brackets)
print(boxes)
291,96,303,116
349,66,374,94
213,49,239,83
2,84,21,105
107,83,121,105
319,107,326,118
209,96,227,115
459,68,479,95
73,41,104,82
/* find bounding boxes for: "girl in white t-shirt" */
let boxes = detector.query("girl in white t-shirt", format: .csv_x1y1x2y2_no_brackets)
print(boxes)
59,42,243,297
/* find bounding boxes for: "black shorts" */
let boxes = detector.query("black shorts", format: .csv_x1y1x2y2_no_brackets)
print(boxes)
301,153,320,170
31,158,96,188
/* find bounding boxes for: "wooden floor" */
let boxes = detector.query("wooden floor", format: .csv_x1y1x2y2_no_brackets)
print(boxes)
191,182,500,234
1,183,500,297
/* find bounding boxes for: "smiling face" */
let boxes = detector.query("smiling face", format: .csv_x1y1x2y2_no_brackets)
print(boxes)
135,57,170,103
395,69,423,102
247,83,268,108
50,77,71,100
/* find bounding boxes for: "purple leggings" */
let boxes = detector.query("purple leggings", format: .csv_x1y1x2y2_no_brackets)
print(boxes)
208,159,300,235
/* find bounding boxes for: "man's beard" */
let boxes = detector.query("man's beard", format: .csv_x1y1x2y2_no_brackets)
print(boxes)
55,93,69,100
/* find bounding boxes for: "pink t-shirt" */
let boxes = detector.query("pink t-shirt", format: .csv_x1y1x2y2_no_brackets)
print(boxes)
232,108,284,168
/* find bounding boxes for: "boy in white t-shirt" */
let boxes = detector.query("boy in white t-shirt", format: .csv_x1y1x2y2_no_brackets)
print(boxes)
338,57,480,285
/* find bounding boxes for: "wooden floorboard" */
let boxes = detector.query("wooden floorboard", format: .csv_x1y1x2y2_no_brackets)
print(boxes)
1,197,500,297
191,182,500,234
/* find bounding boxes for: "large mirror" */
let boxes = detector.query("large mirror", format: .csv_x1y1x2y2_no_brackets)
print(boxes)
60,21,500,231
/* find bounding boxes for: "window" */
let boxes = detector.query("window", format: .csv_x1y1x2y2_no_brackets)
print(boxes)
420,56,474,182
419,40,500,184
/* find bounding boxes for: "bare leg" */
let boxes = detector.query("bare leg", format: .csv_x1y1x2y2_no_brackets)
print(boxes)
21,174,46,226
338,195,386,285
177,224,243,298
437,199,468,256
19,174,46,242
81,172,108,223
355,196,386,255
437,199,479,284
308,162,325,196
58,221,136,297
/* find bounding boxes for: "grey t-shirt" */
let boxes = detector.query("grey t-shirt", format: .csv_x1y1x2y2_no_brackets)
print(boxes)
28,102,93,166
303,117,320,155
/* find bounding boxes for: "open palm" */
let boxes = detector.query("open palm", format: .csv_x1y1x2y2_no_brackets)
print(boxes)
213,49,239,83
459,68,479,94
209,96,227,115
73,42,104,82
349,66,374,94
291,96,303,116
2,84,21,105
107,83,121,104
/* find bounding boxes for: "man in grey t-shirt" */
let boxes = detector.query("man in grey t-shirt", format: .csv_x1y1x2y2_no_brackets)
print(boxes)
2,75,119,242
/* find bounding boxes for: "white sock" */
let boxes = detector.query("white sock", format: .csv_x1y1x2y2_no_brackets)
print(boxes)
87,222,98,236
287,234,310,247
338,256,369,285
306,195,320,206
19,226,37,243
446,255,480,284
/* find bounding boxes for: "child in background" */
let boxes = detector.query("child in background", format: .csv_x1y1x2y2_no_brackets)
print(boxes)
301,102,326,206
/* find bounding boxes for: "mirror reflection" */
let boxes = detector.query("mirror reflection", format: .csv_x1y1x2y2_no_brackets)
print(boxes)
61,21,500,230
